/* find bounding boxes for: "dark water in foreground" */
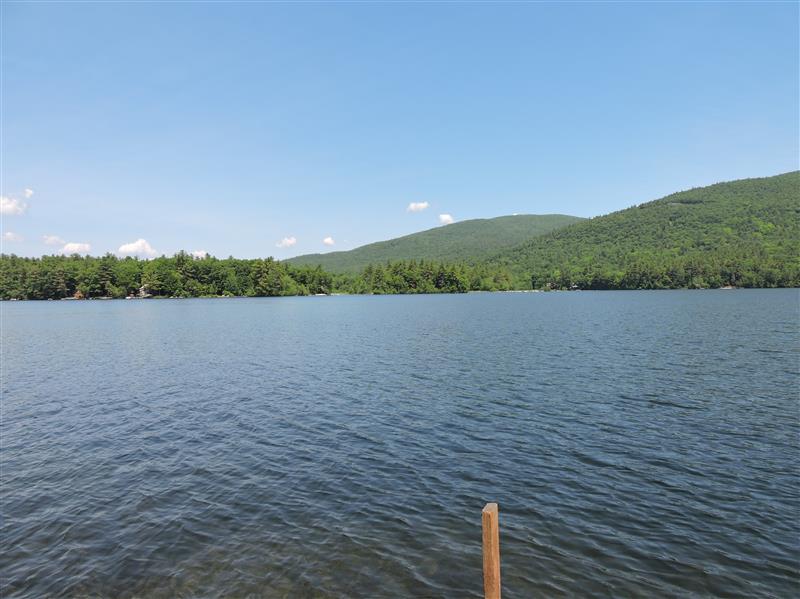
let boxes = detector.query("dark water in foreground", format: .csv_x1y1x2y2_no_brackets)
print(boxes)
1,290,798,598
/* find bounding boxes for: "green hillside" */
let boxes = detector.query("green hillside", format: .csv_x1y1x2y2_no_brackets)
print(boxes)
492,171,800,289
3,174,796,300
287,214,583,272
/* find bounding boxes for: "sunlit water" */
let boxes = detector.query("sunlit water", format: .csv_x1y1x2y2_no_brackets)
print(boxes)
2,290,798,598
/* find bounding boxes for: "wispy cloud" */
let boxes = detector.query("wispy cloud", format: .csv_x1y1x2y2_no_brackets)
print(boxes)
407,201,429,213
438,213,454,225
118,238,157,257
2,231,23,242
1,196,27,215
191,250,208,259
24,188,34,199
43,234,65,246
276,236,297,248
322,236,335,246
61,242,91,254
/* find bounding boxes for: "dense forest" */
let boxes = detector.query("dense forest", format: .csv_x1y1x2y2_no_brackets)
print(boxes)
0,253,514,300
1,172,798,299
491,171,800,289
287,214,582,272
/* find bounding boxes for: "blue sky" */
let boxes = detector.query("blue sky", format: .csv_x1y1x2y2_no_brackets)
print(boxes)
2,1,798,259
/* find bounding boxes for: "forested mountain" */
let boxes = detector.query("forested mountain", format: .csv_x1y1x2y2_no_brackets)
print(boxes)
1,172,797,300
492,171,800,289
286,214,582,272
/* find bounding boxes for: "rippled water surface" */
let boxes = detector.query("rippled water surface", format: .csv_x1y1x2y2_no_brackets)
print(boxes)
2,290,799,597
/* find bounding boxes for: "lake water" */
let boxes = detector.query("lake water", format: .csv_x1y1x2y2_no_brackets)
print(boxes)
1,290,798,598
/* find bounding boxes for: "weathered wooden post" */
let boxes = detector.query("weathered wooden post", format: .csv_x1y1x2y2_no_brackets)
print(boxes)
482,502,501,599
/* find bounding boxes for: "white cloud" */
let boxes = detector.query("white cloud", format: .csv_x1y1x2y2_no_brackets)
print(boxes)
1,196,27,215
43,234,65,246
61,242,91,254
118,238,157,257
276,236,297,248
2,231,23,242
322,236,335,246
24,188,34,199
438,213,454,225
407,201,430,213
191,250,208,259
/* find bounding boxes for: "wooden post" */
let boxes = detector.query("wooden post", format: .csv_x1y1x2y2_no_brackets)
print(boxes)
482,502,501,599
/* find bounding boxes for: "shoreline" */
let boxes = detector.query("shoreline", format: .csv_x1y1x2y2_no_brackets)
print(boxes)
2,286,797,302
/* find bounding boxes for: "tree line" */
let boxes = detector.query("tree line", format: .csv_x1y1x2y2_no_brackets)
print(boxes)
525,246,799,290
0,253,515,300
1,246,796,301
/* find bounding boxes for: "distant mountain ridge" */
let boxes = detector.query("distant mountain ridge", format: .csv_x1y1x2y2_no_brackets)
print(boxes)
287,214,584,273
